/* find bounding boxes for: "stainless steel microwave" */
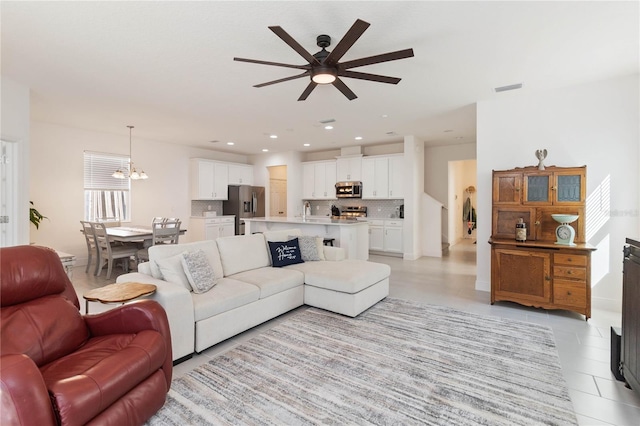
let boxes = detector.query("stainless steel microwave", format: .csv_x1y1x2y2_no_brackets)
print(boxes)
335,181,362,198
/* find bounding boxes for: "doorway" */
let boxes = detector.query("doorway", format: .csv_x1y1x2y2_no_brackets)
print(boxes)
447,159,477,246
268,165,287,217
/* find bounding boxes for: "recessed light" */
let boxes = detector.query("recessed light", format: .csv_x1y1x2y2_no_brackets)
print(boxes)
381,114,388,118
324,125,333,130
227,142,235,145
262,148,269,152
303,143,310,147
270,135,278,139
355,136,363,140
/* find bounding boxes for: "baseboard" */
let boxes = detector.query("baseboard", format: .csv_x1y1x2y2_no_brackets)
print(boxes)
173,353,193,366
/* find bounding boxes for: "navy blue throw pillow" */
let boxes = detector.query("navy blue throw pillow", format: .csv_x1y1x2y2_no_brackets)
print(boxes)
268,238,305,267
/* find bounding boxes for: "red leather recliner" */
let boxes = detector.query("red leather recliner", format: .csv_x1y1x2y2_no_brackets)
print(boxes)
0,245,172,425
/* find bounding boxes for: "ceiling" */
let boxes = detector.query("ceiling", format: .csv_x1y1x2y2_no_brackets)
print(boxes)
2,1,638,155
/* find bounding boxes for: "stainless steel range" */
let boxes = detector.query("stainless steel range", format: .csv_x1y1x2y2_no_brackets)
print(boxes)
331,205,367,220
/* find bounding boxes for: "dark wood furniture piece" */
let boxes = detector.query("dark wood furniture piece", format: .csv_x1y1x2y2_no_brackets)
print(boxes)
489,165,595,319
622,238,640,395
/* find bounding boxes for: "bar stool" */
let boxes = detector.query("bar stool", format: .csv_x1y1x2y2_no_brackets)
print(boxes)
323,238,335,246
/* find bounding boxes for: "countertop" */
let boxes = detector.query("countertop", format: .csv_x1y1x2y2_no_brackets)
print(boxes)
242,216,369,226
190,215,235,219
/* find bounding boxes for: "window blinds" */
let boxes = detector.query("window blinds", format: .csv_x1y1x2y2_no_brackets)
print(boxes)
83,151,130,191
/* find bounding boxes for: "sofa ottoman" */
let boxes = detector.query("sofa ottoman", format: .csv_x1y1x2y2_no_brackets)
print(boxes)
287,260,391,317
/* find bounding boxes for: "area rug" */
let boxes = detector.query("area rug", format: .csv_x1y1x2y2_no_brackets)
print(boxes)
147,298,577,425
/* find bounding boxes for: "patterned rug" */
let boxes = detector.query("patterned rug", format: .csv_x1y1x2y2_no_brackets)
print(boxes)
147,298,577,425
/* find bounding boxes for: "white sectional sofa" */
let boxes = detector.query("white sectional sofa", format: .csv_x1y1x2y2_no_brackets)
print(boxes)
116,229,390,362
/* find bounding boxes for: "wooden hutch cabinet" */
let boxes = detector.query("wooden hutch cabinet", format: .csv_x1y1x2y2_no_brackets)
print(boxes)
489,165,595,319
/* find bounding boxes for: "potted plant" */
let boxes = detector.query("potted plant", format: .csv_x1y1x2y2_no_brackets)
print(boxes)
29,201,47,229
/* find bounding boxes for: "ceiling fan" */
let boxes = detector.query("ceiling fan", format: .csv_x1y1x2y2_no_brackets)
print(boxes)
234,19,414,101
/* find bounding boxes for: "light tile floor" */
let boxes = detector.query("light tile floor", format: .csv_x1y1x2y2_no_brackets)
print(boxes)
71,240,640,426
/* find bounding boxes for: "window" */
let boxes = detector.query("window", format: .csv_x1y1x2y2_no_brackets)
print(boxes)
84,151,131,222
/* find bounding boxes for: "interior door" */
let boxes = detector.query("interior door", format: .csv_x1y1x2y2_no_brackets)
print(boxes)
0,140,18,247
270,179,287,217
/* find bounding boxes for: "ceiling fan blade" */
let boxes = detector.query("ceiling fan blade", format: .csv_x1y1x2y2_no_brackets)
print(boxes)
254,71,311,88
332,77,357,101
339,48,415,70
269,26,320,65
324,19,370,67
234,57,310,70
339,70,401,84
298,81,318,101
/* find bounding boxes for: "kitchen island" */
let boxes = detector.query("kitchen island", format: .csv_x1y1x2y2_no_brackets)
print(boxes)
243,217,369,260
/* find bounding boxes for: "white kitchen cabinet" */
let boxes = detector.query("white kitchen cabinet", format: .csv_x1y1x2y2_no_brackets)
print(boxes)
228,163,254,185
362,157,389,199
368,219,384,251
384,219,404,253
219,217,235,237
362,155,404,200
190,159,228,200
302,161,336,200
336,156,362,182
189,216,235,241
388,155,404,199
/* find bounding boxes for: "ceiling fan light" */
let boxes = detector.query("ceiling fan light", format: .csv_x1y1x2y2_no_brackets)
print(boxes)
311,67,337,84
112,169,125,179
139,171,149,179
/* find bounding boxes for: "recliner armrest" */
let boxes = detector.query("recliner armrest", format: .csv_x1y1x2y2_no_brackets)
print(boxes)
116,273,195,362
84,300,172,388
0,354,57,426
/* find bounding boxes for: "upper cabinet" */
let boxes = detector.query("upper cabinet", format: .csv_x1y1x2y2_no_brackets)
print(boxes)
362,154,404,199
302,160,337,200
336,156,362,182
388,155,405,199
190,159,229,200
493,166,585,206
228,163,254,185
522,169,585,206
491,166,586,242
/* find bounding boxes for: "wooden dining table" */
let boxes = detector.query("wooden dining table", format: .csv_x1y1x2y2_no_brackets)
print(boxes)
84,225,187,247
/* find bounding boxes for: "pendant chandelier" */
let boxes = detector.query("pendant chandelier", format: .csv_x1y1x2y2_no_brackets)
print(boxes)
112,125,148,180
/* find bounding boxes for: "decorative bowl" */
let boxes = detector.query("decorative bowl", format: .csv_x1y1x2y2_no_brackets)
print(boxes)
551,214,579,224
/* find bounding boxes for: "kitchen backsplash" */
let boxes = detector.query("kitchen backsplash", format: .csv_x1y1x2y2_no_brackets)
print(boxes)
191,199,403,219
310,199,404,219
191,200,224,217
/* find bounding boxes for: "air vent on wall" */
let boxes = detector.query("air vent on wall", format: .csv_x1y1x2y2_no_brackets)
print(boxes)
494,83,523,93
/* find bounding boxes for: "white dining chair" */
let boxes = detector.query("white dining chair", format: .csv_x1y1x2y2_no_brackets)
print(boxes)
80,221,100,276
137,219,181,263
93,222,139,279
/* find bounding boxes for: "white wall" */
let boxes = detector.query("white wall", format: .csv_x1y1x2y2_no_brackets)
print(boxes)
403,135,424,260
251,151,304,218
424,143,477,206
1,77,30,245
29,121,248,261
477,74,640,311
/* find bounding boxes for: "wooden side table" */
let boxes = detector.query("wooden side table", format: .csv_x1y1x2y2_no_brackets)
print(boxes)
83,282,157,314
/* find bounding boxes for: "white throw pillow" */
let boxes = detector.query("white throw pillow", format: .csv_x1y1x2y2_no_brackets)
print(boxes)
181,249,218,294
290,235,325,261
155,254,192,291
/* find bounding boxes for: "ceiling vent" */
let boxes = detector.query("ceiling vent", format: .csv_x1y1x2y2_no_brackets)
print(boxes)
494,83,523,93
319,118,336,124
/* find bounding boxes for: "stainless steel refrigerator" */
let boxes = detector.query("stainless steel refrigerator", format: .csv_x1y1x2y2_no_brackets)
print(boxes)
223,185,265,235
